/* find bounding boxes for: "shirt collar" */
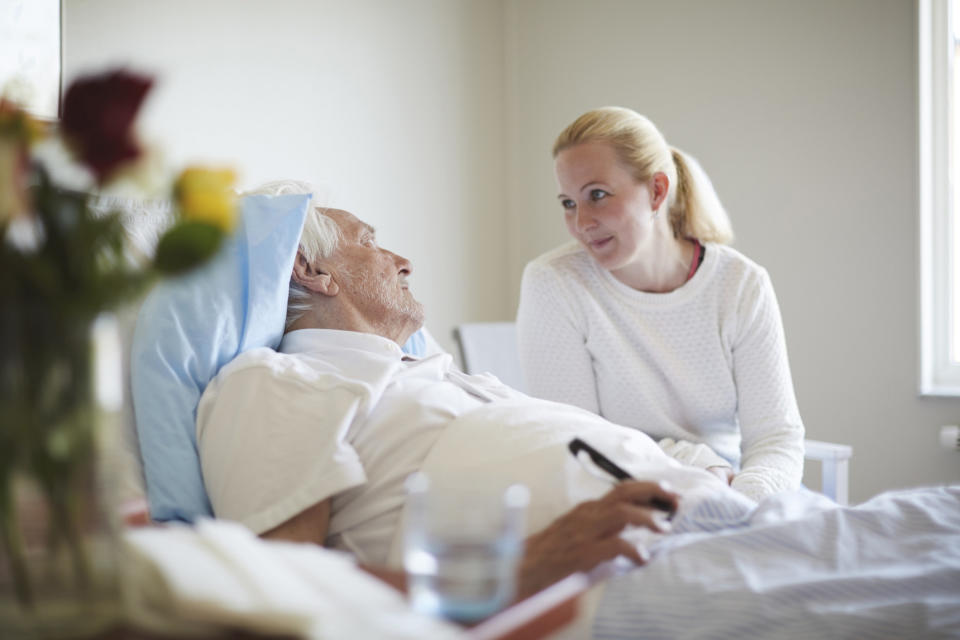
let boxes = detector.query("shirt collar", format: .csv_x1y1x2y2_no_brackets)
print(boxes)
279,328,405,358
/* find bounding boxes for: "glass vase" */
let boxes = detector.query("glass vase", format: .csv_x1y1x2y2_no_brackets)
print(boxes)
0,312,124,639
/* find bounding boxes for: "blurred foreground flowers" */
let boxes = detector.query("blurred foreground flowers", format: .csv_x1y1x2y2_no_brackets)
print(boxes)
0,69,235,633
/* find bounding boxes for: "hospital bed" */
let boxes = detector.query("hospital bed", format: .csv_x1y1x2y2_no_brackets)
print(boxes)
453,321,854,504
116,192,956,639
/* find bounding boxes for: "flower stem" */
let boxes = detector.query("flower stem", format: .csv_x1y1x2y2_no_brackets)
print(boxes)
49,481,91,595
0,478,34,609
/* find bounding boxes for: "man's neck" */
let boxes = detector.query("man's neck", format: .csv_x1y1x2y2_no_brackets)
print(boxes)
285,306,414,347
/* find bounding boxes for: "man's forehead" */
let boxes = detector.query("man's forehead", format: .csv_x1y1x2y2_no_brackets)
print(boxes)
325,208,375,236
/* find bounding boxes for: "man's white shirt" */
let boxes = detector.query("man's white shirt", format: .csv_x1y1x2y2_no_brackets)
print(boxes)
197,329,522,565
197,328,732,566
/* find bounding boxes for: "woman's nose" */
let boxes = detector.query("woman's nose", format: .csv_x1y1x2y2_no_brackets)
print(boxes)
576,206,596,231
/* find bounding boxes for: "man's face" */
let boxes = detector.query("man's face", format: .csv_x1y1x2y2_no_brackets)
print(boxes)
326,209,425,341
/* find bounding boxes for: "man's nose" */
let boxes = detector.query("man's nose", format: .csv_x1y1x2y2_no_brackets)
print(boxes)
391,251,412,274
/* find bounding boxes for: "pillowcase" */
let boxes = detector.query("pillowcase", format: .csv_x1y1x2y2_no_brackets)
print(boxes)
131,193,311,522
401,328,426,357
131,192,430,523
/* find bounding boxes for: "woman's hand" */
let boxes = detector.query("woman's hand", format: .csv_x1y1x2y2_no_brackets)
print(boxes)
707,466,735,485
516,481,679,600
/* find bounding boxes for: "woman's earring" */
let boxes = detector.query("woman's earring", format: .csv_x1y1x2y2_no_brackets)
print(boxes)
652,208,660,220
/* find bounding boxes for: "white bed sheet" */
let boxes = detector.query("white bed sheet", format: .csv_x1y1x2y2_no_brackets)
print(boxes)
389,399,959,638
592,485,960,639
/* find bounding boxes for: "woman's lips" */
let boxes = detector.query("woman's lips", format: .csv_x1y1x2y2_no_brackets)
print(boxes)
588,236,613,250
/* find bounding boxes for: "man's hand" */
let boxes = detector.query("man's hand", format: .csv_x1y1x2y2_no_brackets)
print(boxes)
516,481,679,600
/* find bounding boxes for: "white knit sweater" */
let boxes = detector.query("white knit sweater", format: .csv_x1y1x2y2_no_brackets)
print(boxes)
516,241,804,501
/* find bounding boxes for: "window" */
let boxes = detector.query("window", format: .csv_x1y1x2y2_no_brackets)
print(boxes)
920,0,960,395
0,0,61,120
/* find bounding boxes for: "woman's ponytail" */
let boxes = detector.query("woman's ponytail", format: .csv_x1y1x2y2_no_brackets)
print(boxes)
669,148,733,244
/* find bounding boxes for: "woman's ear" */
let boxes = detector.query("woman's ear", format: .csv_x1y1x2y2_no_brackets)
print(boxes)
651,172,670,211
292,251,339,297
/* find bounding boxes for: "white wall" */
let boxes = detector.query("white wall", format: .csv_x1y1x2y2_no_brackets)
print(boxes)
62,0,508,355
503,0,960,502
64,0,960,502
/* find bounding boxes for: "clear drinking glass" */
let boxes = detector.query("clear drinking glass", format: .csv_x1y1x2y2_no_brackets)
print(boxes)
403,473,530,624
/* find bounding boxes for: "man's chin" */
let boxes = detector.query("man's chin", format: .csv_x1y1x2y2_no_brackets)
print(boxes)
407,301,426,331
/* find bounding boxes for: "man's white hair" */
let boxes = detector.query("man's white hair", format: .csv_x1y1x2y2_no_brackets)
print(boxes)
241,180,342,329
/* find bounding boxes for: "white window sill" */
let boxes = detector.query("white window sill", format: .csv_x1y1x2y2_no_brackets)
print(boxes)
920,382,960,397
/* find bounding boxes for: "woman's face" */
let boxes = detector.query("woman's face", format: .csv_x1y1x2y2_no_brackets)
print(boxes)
554,141,659,272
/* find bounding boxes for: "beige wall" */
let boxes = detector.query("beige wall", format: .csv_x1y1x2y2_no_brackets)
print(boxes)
64,0,960,502
63,0,508,355
504,0,960,502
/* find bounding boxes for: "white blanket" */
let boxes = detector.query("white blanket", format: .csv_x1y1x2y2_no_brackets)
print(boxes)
594,485,960,639
380,399,960,638
386,398,745,567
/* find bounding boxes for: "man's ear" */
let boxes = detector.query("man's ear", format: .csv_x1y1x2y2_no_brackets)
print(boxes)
292,251,339,297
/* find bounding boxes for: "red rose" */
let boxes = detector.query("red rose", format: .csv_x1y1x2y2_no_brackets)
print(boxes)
61,70,153,184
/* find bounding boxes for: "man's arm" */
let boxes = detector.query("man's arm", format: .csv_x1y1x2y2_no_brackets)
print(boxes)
260,498,331,544
259,497,410,593
258,482,678,607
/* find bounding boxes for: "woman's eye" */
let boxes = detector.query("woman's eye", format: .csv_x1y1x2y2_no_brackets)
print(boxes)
560,199,576,211
589,189,609,201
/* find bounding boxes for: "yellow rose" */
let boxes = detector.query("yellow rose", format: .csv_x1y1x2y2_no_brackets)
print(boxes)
0,99,46,144
173,167,237,231
0,100,44,226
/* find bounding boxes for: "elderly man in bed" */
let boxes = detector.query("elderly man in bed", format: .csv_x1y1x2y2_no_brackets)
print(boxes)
193,184,960,636
194,186,737,596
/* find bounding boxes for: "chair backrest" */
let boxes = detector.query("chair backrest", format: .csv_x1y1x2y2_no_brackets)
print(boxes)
453,322,527,392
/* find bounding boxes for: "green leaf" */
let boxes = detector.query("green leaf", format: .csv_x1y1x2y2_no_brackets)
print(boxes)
154,221,224,275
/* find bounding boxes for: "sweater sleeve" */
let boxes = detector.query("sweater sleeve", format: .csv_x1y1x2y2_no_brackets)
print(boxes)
729,268,805,501
516,259,600,414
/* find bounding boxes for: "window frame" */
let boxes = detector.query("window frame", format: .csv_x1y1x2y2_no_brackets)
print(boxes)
920,0,960,395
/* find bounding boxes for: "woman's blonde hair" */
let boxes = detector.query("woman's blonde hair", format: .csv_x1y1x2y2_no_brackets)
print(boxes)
553,107,733,244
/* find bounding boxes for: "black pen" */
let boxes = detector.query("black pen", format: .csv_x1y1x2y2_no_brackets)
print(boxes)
568,437,676,515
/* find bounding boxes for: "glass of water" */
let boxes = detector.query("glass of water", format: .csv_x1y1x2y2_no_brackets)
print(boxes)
403,473,530,623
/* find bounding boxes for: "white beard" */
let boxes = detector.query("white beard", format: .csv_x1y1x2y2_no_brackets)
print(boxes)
343,267,425,334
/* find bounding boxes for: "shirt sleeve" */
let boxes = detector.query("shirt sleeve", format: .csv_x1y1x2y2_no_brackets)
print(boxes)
517,260,600,413
196,356,368,535
729,269,805,501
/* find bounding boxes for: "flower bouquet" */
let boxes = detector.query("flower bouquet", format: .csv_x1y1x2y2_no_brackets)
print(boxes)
0,69,236,636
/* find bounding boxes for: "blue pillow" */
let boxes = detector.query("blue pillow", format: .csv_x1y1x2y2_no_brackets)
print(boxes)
131,193,430,523
131,193,312,522
401,328,426,357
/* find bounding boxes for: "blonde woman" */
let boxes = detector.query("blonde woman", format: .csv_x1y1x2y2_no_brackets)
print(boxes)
517,107,804,502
